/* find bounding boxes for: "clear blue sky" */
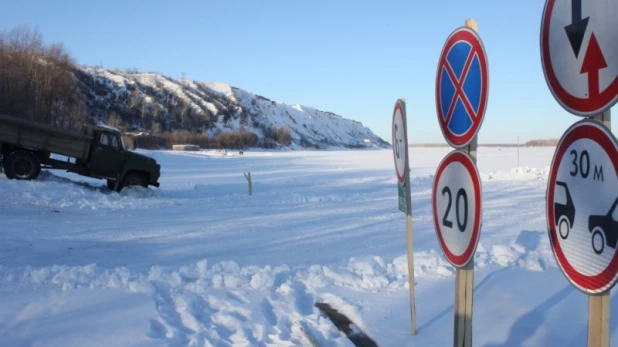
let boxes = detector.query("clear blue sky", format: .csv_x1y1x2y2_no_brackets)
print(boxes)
1,0,606,144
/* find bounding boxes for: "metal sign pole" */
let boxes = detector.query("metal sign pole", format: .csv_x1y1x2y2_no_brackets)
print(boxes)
588,109,611,347
453,136,476,347
404,120,417,336
401,99,416,335
453,18,478,347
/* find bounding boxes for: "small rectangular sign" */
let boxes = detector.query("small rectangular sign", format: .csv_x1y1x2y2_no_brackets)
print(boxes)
398,182,407,212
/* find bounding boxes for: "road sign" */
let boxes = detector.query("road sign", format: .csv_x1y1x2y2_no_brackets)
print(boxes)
435,26,489,149
392,99,408,184
432,150,482,268
541,0,618,116
546,119,618,294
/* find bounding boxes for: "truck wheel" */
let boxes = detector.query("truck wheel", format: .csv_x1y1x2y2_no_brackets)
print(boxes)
4,150,41,180
107,179,116,190
120,172,148,190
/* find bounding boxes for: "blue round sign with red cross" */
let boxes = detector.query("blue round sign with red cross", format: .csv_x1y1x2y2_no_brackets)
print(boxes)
435,26,489,148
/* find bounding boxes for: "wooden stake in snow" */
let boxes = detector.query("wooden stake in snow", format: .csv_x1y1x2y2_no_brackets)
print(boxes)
244,172,252,196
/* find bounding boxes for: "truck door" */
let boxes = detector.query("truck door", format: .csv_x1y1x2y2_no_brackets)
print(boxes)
88,132,128,177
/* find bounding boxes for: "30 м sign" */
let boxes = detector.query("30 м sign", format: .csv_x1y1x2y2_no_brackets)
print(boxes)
547,120,618,294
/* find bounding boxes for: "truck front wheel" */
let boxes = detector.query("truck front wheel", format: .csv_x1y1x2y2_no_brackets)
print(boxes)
119,172,148,191
4,150,41,180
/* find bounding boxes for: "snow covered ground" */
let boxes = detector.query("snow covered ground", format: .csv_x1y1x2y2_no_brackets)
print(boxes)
0,146,615,346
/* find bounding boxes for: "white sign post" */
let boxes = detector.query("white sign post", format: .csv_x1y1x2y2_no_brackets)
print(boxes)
541,0,618,345
392,98,416,335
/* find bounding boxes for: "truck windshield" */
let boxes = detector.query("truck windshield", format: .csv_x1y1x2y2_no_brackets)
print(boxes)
99,133,124,150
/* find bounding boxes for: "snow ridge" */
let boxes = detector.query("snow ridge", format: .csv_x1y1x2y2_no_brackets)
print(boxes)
0,238,556,346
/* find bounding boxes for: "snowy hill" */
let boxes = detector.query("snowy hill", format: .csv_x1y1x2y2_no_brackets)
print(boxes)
74,66,389,149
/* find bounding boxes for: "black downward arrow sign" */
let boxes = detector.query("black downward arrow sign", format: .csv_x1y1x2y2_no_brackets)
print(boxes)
564,0,589,58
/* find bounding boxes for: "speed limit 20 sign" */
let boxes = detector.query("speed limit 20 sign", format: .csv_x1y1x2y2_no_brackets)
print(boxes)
432,150,483,268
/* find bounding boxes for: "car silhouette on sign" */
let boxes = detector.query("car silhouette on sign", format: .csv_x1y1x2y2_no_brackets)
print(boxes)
588,197,618,255
554,181,575,240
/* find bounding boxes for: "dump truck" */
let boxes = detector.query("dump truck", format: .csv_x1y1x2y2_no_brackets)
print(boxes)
0,113,160,191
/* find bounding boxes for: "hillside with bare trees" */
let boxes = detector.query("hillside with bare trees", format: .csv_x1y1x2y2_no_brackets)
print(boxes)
0,26,388,150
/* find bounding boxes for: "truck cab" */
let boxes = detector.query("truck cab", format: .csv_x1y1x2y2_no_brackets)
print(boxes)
84,125,161,191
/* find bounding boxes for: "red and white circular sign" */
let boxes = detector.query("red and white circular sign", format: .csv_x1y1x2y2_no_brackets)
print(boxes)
392,100,408,184
540,0,618,116
546,119,618,294
432,150,482,268
435,26,489,148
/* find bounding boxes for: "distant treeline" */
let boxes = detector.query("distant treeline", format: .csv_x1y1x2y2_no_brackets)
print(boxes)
409,139,560,148
522,139,560,147
123,125,292,150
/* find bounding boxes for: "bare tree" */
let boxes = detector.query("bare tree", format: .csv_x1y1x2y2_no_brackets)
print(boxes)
128,90,140,109
106,111,125,131
0,25,78,127
140,99,148,130
180,101,190,128
150,122,161,135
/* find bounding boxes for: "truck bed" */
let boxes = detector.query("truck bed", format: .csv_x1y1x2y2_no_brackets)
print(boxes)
0,114,94,160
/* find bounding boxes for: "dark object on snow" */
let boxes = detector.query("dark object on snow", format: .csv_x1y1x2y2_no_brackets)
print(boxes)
315,302,379,347
0,113,160,191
